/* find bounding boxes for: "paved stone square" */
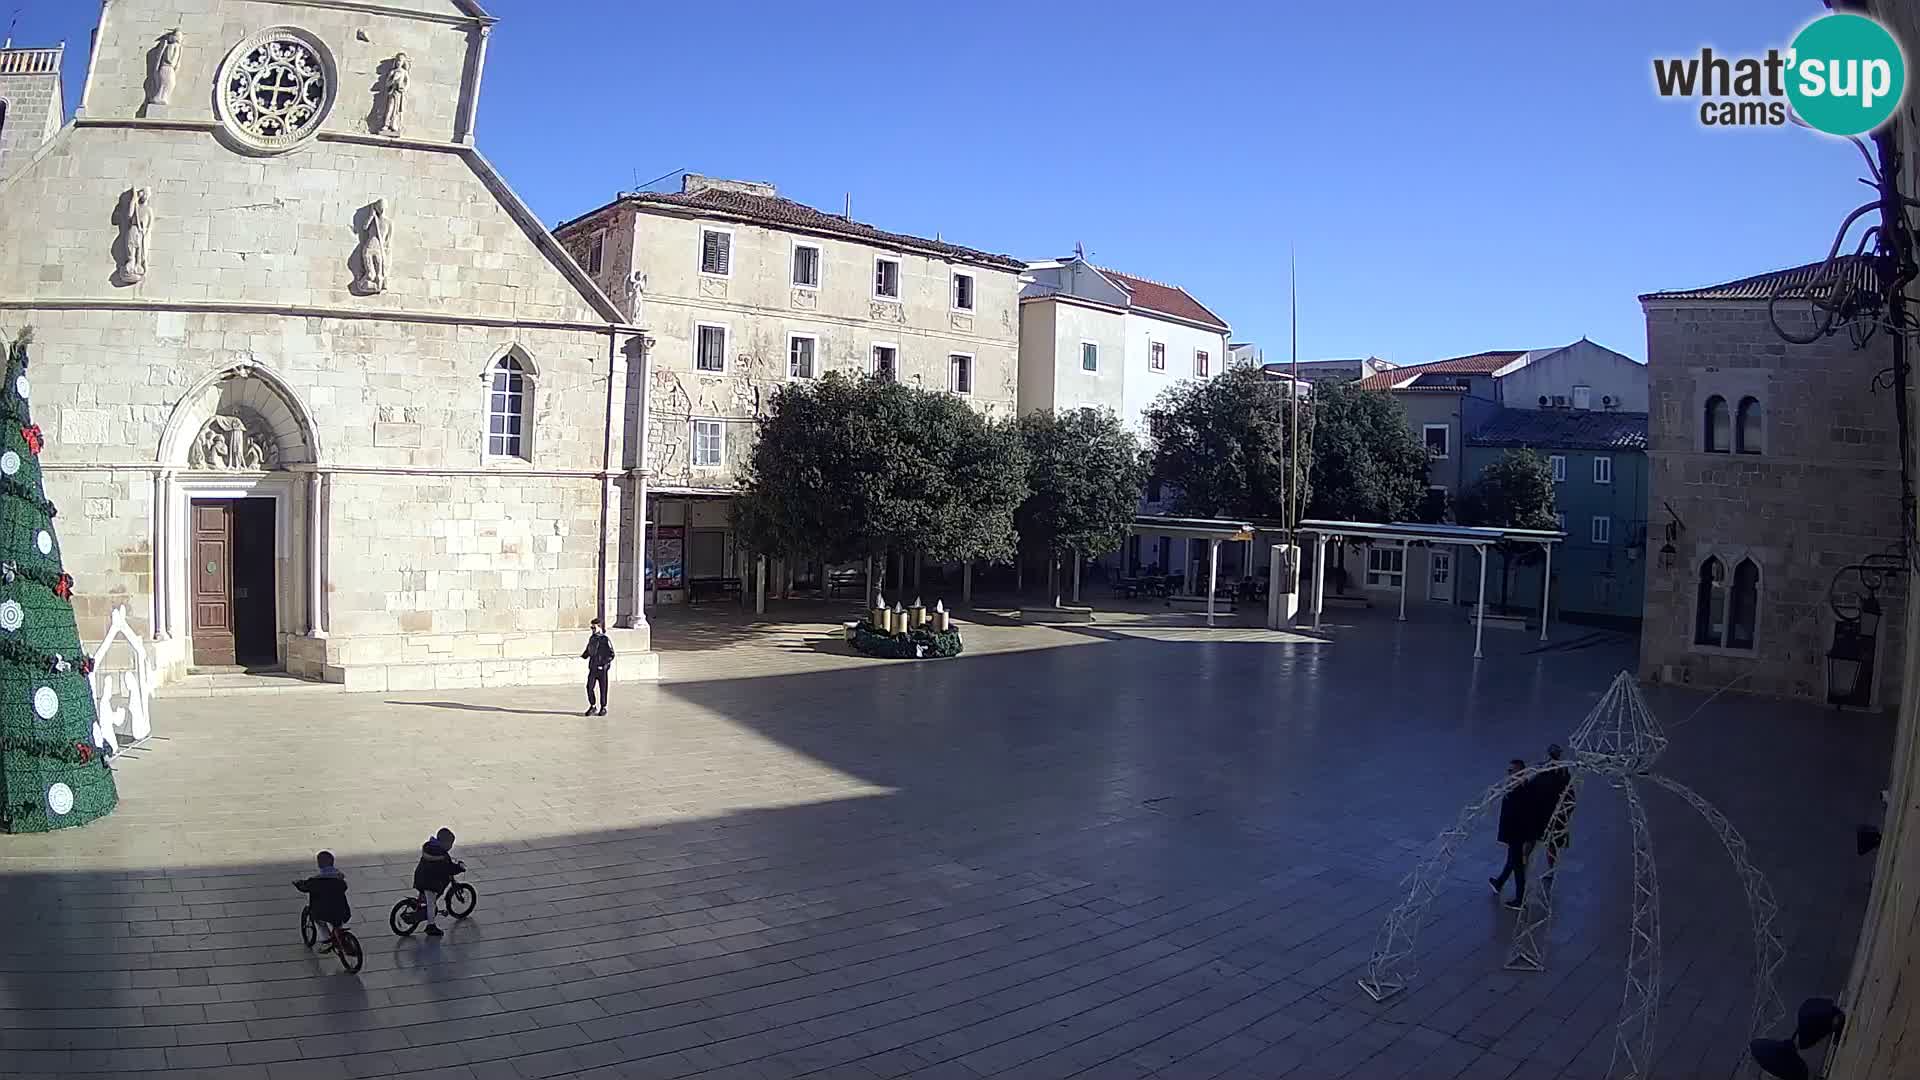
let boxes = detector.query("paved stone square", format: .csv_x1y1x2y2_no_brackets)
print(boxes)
0,606,1894,1079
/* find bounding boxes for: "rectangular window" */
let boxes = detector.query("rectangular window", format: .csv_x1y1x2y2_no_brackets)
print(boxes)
1550,454,1566,482
871,344,897,382
1591,515,1612,544
1423,424,1450,458
694,323,727,373
874,257,901,299
1572,385,1592,410
788,334,816,379
948,353,973,394
692,420,724,467
1365,546,1406,588
1150,341,1166,371
1594,456,1613,484
586,232,605,276
952,272,974,311
1194,350,1210,377
791,243,821,288
699,228,731,276
1081,341,1099,372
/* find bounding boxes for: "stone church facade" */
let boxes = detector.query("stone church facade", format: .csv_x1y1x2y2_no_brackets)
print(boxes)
0,0,656,689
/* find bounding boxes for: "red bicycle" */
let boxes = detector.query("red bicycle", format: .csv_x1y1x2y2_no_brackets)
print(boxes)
296,889,364,974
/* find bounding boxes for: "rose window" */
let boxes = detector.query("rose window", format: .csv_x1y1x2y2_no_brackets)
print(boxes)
215,29,336,153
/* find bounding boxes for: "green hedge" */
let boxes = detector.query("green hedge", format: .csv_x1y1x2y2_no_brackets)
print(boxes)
850,620,963,659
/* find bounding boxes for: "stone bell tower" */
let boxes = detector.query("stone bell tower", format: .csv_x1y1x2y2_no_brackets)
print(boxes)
0,39,64,183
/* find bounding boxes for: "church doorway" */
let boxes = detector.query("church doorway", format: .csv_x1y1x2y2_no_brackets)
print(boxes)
190,497,279,668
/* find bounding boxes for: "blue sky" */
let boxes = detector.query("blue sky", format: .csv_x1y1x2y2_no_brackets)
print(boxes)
9,0,1887,363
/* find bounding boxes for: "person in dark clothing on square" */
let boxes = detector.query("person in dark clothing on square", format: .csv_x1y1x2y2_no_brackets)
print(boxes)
411,828,463,937
1490,758,1540,910
293,850,351,951
1534,743,1575,880
581,617,614,716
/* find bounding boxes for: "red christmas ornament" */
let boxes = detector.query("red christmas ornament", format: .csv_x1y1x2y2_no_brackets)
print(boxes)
53,573,72,599
19,425,41,455
76,742,92,764
80,656,94,676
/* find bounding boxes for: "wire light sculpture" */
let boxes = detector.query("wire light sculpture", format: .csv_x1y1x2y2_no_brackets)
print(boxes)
1357,672,1786,1080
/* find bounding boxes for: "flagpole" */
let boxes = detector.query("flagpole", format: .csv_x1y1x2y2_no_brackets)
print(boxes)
1290,246,1300,533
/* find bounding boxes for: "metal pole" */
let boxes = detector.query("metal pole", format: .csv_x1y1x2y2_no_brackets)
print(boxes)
1398,540,1409,622
1539,542,1553,641
1207,538,1220,628
1474,544,1488,659
1313,534,1327,629
755,555,766,615
1071,552,1081,604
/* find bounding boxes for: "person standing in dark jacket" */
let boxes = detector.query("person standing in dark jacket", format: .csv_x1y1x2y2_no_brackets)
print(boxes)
1535,743,1574,880
1489,758,1538,910
581,617,614,716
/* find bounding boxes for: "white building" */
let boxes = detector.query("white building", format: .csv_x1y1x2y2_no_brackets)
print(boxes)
1016,251,1233,581
555,175,1025,603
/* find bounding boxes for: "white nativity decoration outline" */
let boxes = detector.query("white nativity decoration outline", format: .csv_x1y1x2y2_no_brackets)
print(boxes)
87,605,157,756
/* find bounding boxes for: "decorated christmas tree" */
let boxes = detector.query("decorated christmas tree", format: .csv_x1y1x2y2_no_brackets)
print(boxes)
0,329,117,833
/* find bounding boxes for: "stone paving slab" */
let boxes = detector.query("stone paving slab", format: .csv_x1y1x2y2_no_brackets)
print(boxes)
0,610,1893,1079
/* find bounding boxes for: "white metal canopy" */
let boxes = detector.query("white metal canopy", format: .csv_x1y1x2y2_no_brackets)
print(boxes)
1294,519,1567,659
1127,515,1257,627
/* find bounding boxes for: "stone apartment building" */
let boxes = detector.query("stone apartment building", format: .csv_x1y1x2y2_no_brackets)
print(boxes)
0,0,657,690
1638,255,1906,709
0,40,64,182
554,175,1024,603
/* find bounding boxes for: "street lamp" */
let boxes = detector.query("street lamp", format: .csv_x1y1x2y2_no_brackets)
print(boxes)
1826,591,1882,708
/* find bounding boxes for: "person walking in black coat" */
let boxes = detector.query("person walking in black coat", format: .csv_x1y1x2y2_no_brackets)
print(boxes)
581,617,614,716
1489,758,1539,910
1535,743,1575,880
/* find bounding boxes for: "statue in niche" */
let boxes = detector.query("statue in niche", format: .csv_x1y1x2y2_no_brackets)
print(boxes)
374,53,411,135
146,29,182,108
188,415,280,472
352,199,392,295
113,187,152,287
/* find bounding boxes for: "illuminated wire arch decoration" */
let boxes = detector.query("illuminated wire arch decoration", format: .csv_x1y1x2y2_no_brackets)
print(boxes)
1356,672,1786,1080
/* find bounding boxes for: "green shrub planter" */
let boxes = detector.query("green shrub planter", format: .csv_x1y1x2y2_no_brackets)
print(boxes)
849,620,964,659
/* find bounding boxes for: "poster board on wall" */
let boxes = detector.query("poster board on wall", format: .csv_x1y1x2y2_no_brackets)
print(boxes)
648,525,685,590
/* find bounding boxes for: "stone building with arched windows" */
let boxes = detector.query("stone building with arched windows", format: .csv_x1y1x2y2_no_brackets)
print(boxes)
0,0,657,689
1639,256,1906,709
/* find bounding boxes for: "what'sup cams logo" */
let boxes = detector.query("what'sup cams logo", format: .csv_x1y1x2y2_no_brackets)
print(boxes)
1654,12,1907,136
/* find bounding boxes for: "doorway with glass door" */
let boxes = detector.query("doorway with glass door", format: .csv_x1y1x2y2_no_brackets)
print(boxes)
1428,547,1455,603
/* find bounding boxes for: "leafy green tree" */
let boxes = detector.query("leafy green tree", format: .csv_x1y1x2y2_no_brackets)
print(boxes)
1018,408,1146,582
1304,380,1432,523
732,374,1026,576
1454,449,1560,612
1145,366,1305,520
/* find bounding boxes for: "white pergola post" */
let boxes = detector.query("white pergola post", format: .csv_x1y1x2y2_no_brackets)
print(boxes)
1397,540,1409,622
962,561,973,607
1313,534,1328,629
1206,538,1221,627
1474,544,1489,659
1538,542,1553,641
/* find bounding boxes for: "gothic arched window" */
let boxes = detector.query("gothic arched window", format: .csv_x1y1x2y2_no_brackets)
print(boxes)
486,352,532,460
1736,396,1763,455
1694,557,1726,646
1727,558,1760,650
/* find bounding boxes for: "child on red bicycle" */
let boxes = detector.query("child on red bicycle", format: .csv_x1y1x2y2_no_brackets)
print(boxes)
412,828,464,937
293,851,351,951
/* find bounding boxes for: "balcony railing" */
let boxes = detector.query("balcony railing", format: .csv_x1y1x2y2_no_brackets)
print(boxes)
0,46,63,76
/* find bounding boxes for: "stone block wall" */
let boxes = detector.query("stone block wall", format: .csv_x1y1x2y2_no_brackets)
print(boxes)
0,56,62,182
1640,301,1907,706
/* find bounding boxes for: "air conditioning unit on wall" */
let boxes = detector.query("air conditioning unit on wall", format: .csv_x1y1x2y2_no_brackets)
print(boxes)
1551,394,1568,407
1538,395,1550,406
1602,394,1617,409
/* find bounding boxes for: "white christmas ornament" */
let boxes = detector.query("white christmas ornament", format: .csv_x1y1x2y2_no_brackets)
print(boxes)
33,685,58,719
0,600,20,632
16,375,29,399
47,782,73,816
0,451,18,476
35,530,50,555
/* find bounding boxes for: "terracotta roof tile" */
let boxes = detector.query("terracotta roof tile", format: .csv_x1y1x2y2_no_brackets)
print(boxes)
582,189,1025,272
1096,268,1229,330
1468,407,1649,452
1638,254,1878,302
1355,350,1525,390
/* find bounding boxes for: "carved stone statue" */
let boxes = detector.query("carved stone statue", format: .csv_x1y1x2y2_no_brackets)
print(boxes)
113,187,152,287
188,414,280,471
353,199,391,294
147,30,182,107
374,53,411,135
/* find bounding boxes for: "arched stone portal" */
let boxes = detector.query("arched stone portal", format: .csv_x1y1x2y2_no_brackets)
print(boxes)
151,365,324,675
